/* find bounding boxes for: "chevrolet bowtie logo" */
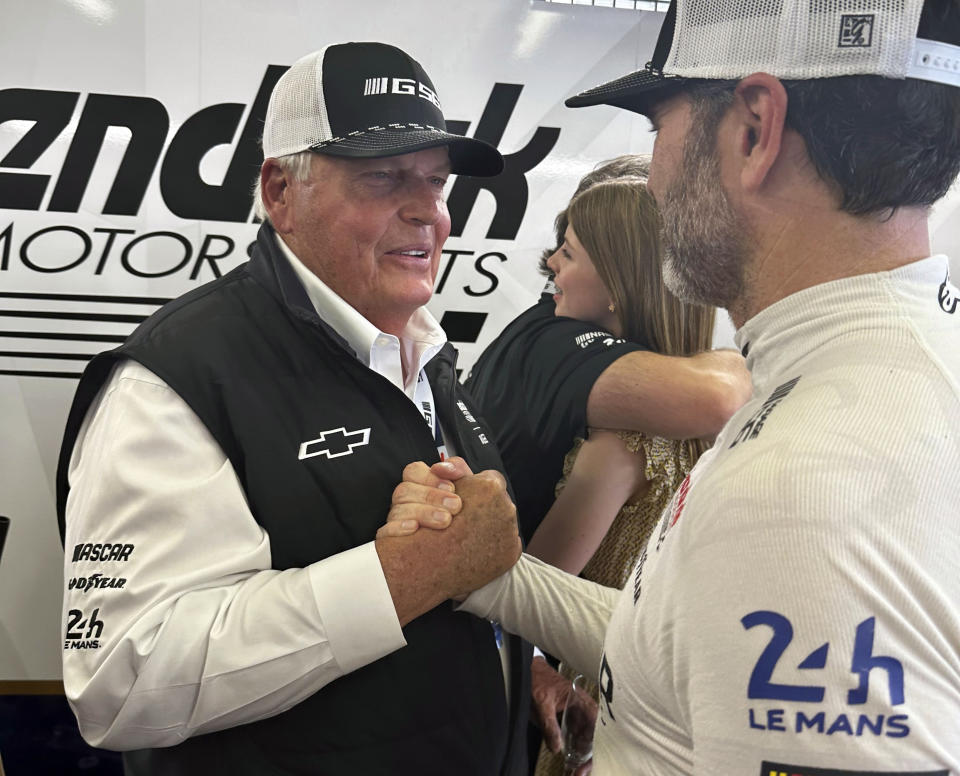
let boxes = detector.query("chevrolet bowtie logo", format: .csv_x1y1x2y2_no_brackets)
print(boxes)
298,427,372,460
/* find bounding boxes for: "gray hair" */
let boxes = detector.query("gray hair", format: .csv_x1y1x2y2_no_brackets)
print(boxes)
251,151,315,223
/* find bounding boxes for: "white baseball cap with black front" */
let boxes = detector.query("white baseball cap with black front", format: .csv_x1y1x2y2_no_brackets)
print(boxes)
566,0,960,117
263,42,504,177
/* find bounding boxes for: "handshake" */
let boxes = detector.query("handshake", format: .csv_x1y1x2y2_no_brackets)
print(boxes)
374,458,522,624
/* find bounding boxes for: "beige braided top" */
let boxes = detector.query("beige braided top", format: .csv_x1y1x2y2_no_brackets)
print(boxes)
558,431,694,590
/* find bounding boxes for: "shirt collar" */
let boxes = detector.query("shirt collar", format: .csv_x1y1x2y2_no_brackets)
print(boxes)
734,255,950,389
274,232,447,372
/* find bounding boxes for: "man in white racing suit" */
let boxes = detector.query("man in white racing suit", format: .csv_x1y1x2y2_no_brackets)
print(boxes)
385,0,960,773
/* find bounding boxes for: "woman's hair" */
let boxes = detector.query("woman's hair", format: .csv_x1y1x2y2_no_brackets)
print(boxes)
567,178,716,461
539,155,652,276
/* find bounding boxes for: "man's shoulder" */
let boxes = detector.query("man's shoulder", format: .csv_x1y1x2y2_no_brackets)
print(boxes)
128,263,260,345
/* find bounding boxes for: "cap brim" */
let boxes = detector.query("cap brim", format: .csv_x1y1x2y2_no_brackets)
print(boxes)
564,67,688,117
313,129,504,177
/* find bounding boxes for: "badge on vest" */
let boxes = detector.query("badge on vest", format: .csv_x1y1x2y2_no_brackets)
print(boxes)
298,427,371,460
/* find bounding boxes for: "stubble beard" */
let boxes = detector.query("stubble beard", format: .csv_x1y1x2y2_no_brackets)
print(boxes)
658,116,748,311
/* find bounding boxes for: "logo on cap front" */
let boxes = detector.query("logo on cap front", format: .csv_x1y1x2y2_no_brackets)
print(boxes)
838,14,875,48
363,77,442,109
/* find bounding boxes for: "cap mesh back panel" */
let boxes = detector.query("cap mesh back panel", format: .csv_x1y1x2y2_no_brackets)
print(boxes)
262,48,333,158
664,0,924,80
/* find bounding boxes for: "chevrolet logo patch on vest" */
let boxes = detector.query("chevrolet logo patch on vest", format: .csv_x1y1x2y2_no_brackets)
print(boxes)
298,427,371,460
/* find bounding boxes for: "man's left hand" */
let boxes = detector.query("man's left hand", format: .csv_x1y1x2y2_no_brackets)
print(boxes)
530,655,571,753
377,457,473,538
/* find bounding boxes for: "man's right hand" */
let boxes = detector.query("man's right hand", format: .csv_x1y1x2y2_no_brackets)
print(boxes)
374,458,522,624
530,656,573,753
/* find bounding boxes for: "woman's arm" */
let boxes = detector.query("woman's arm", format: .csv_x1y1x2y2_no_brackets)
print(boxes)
526,429,646,574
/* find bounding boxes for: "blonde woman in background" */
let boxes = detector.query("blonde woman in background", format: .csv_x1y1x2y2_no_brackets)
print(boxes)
527,177,715,776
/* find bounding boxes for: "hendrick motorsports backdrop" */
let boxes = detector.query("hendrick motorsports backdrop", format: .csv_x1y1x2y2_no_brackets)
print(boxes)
1,0,958,681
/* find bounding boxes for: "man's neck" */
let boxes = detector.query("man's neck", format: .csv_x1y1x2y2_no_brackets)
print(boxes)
731,205,931,327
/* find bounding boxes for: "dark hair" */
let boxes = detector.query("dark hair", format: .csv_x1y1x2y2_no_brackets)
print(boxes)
538,155,652,276
686,74,960,216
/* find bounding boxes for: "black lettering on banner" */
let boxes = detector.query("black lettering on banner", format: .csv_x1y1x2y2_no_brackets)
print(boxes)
160,65,284,221
446,83,560,240
435,248,507,299
1,223,243,280
19,225,92,273
439,311,487,344
0,88,80,210
48,94,169,216
464,252,506,297
192,234,234,279
121,231,192,277
93,227,136,274
435,248,473,294
0,222,10,270
0,68,277,223
1,76,555,232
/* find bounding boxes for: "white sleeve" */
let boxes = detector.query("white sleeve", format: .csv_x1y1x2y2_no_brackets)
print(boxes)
458,553,619,680
62,360,406,751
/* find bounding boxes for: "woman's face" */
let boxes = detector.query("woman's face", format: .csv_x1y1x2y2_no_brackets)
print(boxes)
546,225,618,332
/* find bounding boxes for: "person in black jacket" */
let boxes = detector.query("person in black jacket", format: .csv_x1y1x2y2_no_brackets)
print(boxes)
57,42,528,776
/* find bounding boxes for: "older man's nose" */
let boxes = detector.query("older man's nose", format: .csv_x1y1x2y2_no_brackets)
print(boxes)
400,181,444,225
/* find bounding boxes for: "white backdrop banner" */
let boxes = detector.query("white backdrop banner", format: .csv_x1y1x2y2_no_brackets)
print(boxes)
2,0,958,680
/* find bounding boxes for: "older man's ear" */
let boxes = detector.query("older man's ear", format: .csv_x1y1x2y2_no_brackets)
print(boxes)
259,158,296,233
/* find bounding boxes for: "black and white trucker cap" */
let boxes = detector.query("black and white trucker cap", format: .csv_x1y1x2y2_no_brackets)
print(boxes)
565,0,960,117
263,42,503,177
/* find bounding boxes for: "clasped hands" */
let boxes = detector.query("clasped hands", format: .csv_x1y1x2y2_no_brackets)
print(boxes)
377,457,522,599
379,459,593,774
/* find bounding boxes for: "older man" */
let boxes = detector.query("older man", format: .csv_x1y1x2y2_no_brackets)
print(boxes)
393,1,960,773
56,42,526,775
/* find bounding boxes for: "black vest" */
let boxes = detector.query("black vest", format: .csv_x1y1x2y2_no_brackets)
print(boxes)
56,224,531,776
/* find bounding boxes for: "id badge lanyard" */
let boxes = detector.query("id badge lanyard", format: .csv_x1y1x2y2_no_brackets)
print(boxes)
420,400,448,462
415,370,448,461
